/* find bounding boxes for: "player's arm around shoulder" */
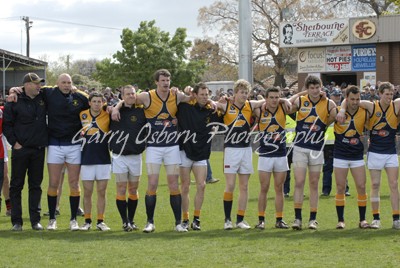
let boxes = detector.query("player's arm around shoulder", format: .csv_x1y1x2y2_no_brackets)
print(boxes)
286,96,300,115
136,91,150,107
176,88,194,105
327,99,337,125
249,99,265,110
359,100,374,114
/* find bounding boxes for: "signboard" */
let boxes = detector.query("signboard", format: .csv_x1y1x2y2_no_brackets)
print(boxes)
364,72,376,88
352,44,376,71
280,18,349,48
352,19,376,40
326,46,352,72
298,47,326,73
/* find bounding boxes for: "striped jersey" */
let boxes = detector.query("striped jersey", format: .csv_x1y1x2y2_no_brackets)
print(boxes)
144,89,178,147
223,100,253,148
258,104,286,157
334,106,367,160
295,95,330,151
368,101,398,154
79,109,111,165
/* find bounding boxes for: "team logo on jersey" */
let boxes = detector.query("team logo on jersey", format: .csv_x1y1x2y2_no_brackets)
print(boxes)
375,112,382,117
72,99,79,106
344,129,356,137
130,115,137,122
263,111,269,117
157,113,169,120
305,115,317,123
303,124,321,132
377,130,389,137
304,101,310,107
300,107,311,113
163,120,172,127
234,119,246,127
271,133,283,141
349,138,359,145
267,124,279,133
82,114,87,119
86,127,99,136
374,122,386,130
38,100,45,106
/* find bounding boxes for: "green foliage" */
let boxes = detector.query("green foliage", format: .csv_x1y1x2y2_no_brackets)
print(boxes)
387,0,400,13
43,55,102,89
2,152,400,267
93,20,206,90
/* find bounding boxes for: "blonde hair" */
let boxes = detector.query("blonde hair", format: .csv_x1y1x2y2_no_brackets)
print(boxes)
233,79,251,93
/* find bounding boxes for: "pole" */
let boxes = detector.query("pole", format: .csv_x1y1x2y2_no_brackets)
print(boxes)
22,16,32,57
239,0,253,83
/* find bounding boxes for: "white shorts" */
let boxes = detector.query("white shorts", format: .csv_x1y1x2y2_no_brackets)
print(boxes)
47,145,81,164
333,158,365,169
224,147,253,174
81,164,111,181
292,146,324,166
146,145,181,165
258,156,289,172
112,153,142,176
179,150,207,168
367,152,398,169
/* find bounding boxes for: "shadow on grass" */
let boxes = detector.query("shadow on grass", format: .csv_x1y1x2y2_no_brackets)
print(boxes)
1,225,399,243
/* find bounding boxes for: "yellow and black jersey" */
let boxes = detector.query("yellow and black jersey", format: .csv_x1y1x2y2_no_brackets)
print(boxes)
145,89,178,147
368,101,398,154
295,95,330,151
334,106,367,160
258,104,286,157
223,100,253,148
80,109,110,165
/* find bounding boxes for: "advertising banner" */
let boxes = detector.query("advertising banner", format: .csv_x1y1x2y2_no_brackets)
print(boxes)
352,44,376,71
280,19,349,48
298,47,326,73
326,46,352,72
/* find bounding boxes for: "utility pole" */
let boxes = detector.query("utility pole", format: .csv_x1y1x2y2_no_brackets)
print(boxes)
22,16,32,57
239,0,253,83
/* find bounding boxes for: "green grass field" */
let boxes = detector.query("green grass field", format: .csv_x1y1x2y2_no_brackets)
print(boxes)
1,152,400,267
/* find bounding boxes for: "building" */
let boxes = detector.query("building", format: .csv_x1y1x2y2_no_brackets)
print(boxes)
280,15,400,89
0,49,47,98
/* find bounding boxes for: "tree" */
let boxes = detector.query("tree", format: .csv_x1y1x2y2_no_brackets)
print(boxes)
94,20,206,89
189,38,238,81
327,0,397,16
198,1,398,87
199,0,332,87
71,59,99,77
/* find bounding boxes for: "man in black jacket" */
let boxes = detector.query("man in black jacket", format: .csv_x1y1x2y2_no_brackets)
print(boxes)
109,85,147,231
3,73,48,231
177,82,221,230
8,73,89,231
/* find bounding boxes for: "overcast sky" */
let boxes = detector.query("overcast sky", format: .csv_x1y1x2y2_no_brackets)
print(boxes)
0,0,217,62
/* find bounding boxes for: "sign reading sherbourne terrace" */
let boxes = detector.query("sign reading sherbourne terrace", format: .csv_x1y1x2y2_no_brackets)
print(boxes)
280,18,350,48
